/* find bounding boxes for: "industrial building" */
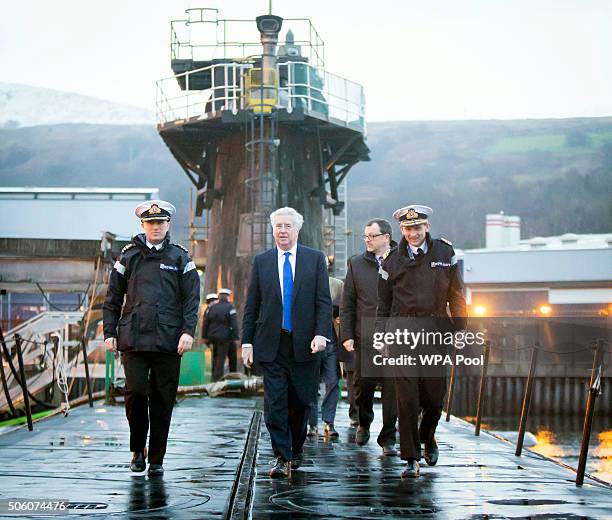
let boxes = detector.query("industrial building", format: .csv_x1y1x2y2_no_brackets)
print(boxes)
462,213,612,317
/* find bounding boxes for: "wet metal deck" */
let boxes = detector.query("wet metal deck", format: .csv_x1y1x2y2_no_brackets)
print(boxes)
0,396,610,519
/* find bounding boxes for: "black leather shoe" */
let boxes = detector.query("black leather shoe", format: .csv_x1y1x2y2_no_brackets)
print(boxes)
324,423,339,437
401,459,420,478
269,457,291,478
424,438,439,466
355,426,370,446
381,443,398,456
130,451,146,472
148,464,164,476
290,453,303,470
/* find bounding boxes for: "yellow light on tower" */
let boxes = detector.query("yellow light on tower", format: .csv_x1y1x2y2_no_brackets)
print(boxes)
539,304,552,315
473,305,487,317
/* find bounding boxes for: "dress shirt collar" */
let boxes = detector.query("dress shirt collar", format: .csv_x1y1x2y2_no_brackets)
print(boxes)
146,240,164,251
408,240,428,255
277,244,297,259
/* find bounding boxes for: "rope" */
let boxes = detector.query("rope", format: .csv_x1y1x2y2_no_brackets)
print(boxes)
53,335,70,416
484,342,611,355
35,283,90,312
0,330,55,410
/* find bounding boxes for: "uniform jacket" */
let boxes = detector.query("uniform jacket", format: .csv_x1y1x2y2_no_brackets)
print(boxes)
202,299,239,342
377,233,466,331
242,244,332,363
103,233,201,354
340,241,398,348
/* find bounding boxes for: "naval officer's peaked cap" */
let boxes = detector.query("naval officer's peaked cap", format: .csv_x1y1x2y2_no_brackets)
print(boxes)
219,288,232,295
135,200,176,221
393,205,433,227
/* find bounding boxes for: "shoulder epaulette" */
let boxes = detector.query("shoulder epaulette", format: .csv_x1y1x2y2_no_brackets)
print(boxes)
439,237,453,246
172,243,189,253
121,243,135,253
382,248,392,260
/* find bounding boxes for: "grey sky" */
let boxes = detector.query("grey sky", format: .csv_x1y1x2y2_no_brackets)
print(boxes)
1,0,610,121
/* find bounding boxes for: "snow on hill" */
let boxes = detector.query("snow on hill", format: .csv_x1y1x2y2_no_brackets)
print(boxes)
0,82,155,128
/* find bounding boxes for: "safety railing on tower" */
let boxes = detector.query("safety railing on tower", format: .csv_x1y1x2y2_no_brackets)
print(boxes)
156,61,365,132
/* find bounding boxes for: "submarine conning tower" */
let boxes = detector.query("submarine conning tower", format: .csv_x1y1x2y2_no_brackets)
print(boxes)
156,7,370,308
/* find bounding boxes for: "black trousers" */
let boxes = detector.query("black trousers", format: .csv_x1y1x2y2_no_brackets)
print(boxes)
122,351,181,465
211,340,237,381
395,375,447,461
345,369,359,424
259,331,319,462
354,348,397,446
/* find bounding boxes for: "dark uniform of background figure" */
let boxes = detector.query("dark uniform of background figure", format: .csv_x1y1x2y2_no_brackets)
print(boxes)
202,288,239,381
377,205,466,471
201,292,218,372
341,239,398,452
103,201,200,471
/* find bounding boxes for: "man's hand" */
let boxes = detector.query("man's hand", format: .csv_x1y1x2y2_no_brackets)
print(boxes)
342,339,354,352
310,335,327,353
177,333,194,355
242,344,253,368
104,337,117,352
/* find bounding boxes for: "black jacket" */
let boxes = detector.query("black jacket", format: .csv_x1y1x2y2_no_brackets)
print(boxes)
340,241,398,348
202,299,239,342
103,233,201,354
377,233,466,331
242,244,332,363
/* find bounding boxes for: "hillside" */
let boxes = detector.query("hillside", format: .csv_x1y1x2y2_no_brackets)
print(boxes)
0,116,611,249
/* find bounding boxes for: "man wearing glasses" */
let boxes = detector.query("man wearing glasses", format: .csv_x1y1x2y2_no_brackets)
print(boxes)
340,219,398,456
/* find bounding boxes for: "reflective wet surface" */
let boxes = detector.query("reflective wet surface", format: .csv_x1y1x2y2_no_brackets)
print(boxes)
253,405,612,519
0,396,257,519
0,396,610,519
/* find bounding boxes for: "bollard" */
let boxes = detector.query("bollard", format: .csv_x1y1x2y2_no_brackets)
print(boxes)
474,340,490,436
516,345,539,456
14,334,33,431
445,363,456,422
81,337,94,407
576,340,605,486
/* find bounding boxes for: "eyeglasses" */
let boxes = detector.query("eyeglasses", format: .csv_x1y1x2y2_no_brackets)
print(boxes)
362,233,386,241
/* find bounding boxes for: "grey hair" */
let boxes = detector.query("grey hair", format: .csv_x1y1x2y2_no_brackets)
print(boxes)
270,207,304,230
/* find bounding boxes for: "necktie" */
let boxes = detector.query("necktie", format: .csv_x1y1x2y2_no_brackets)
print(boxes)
282,252,293,331
377,256,383,266
416,247,424,257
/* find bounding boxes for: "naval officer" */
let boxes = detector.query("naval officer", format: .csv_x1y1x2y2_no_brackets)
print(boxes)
103,200,200,476
377,205,466,478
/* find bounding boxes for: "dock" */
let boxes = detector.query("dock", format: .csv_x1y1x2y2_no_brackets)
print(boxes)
0,396,610,519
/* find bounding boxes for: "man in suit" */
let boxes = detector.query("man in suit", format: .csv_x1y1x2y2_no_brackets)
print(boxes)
242,207,332,478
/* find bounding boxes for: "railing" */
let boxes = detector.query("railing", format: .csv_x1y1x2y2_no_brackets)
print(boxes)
444,337,610,486
170,10,326,68
156,61,365,132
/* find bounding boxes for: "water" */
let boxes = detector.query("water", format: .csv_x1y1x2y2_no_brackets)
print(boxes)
473,415,611,483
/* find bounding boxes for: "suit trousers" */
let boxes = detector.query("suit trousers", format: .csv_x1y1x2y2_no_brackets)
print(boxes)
211,340,237,381
308,343,340,426
354,348,397,446
345,369,359,424
395,375,447,461
122,351,181,465
259,331,320,461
